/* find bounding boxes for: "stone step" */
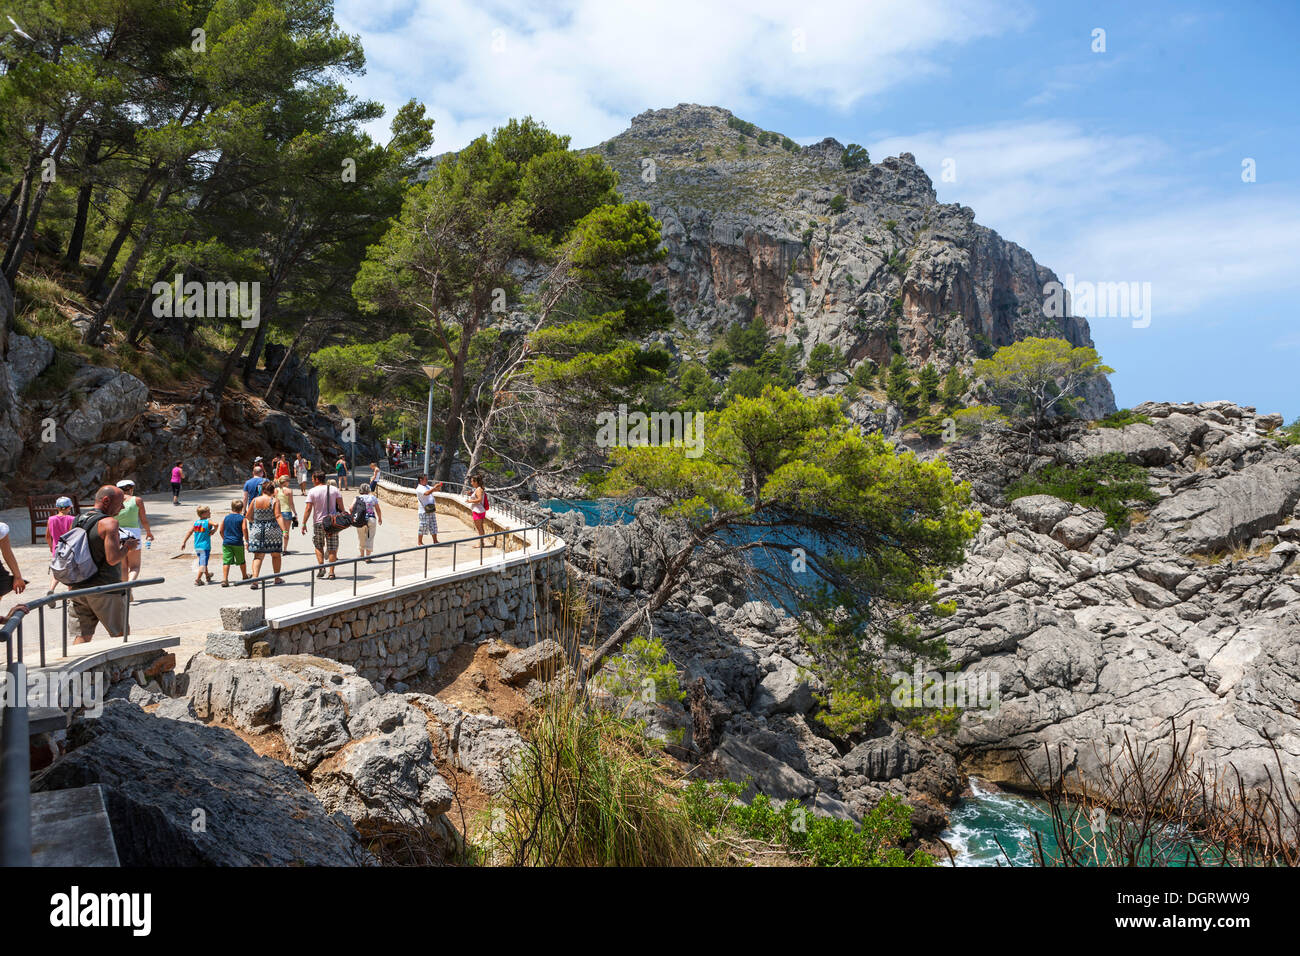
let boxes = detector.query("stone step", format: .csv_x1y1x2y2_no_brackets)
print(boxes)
30,784,120,866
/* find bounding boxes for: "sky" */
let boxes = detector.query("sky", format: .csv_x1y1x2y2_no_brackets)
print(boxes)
333,0,1300,419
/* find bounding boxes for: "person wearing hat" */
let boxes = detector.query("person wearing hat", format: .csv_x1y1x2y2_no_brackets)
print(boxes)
115,480,153,599
44,496,76,594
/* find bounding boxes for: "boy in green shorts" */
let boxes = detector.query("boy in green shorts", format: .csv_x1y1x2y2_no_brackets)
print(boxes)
220,499,249,587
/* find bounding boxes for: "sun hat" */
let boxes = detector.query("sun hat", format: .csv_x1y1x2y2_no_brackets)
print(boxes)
55,496,73,508
116,479,135,489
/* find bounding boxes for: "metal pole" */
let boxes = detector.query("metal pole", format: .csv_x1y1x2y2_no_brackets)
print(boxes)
1,660,31,865
423,377,434,476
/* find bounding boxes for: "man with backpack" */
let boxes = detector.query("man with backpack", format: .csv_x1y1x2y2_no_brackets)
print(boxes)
59,485,136,645
301,472,346,578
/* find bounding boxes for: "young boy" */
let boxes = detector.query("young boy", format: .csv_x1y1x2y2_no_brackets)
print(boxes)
180,506,217,585
220,499,249,587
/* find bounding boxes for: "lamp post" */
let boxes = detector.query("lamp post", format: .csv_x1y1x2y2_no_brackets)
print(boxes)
422,365,443,476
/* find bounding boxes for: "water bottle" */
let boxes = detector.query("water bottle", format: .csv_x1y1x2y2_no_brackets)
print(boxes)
145,538,152,550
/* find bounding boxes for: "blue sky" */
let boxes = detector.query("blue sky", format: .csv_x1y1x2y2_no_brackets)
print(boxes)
335,0,1300,419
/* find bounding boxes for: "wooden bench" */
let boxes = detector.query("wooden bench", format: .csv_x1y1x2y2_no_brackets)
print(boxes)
27,495,82,546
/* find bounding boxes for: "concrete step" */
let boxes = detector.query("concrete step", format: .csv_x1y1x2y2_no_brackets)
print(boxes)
31,784,120,866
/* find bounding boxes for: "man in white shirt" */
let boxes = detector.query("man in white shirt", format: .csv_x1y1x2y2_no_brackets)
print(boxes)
415,474,440,544
294,453,309,493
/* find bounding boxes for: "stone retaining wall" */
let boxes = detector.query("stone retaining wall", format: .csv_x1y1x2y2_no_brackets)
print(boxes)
260,552,566,683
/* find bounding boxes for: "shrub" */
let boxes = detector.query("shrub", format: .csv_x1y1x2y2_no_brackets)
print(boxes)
829,194,847,214
1095,408,1153,429
1006,453,1157,529
484,684,704,866
593,635,684,704
1273,418,1300,446
682,783,933,867
841,144,869,171
852,361,875,389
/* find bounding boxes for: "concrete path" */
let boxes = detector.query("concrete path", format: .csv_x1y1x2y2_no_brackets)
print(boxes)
1,481,506,667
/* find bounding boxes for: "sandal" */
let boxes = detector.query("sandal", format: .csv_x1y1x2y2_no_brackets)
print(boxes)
250,583,259,590
273,577,286,585
221,582,229,588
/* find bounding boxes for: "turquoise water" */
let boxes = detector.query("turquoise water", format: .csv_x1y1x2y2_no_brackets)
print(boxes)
942,780,1056,866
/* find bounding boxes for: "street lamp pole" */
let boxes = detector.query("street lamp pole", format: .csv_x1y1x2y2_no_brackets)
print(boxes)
421,366,443,476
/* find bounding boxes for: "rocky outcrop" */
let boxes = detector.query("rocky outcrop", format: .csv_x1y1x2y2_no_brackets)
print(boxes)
31,698,368,866
596,104,1116,419
933,401,1300,797
177,652,523,844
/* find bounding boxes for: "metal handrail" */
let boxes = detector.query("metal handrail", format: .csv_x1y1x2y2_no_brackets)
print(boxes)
232,515,555,616
1,576,164,868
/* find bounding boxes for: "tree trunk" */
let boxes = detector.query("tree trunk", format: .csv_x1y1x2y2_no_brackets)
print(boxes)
63,132,102,268
89,164,162,297
436,329,473,483
264,318,312,405
126,259,176,346
210,323,259,412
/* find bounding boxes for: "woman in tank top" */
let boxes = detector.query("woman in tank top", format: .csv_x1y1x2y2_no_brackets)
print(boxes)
274,476,296,553
114,479,153,598
248,480,284,588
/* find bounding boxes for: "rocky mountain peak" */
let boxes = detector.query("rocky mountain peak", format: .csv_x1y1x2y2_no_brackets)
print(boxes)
594,106,1117,418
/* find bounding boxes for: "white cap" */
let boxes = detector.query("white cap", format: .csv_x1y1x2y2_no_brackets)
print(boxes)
55,496,73,508
116,479,135,489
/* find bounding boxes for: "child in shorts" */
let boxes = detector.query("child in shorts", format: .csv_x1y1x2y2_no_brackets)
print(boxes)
180,505,217,585
220,499,249,587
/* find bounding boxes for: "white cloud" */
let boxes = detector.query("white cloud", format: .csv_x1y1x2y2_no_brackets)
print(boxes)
335,0,1026,150
869,122,1300,322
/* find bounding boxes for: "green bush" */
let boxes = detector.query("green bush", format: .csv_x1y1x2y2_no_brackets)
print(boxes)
829,194,847,214
682,782,933,867
594,635,684,704
1095,408,1153,429
485,687,704,866
1277,418,1300,446
1006,453,1157,529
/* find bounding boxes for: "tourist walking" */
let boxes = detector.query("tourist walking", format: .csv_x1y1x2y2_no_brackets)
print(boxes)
335,453,349,490
252,457,266,479
44,496,75,594
170,460,184,505
115,479,153,599
293,452,308,493
353,483,382,558
302,471,343,578
0,519,27,602
274,453,290,482
243,463,266,508
415,474,440,545
274,476,297,552
465,474,490,548
247,480,285,588
220,499,249,587
369,461,381,486
180,506,217,585
67,486,136,644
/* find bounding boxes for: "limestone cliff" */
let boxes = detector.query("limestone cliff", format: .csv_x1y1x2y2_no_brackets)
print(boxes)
595,104,1116,417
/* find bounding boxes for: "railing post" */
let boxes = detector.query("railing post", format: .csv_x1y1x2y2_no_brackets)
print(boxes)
353,559,358,596
38,607,45,668
0,660,31,866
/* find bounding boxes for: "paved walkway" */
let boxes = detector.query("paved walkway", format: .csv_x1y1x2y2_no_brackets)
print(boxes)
1,481,507,667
